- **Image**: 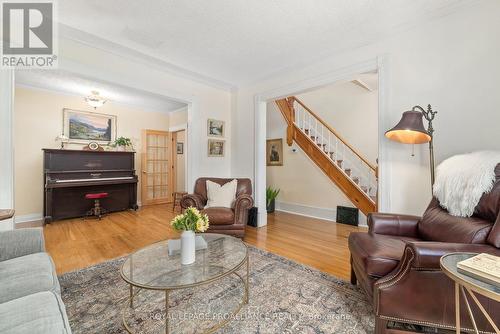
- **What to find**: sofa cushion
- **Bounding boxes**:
[419,198,492,244]
[349,232,420,278]
[0,252,60,303]
[473,163,500,222]
[202,207,234,225]
[0,291,71,334]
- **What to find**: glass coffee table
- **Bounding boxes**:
[120,233,249,334]
[440,253,500,334]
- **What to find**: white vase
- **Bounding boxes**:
[181,230,196,265]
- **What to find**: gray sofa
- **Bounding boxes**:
[0,228,72,334]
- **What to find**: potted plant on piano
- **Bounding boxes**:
[112,137,134,151]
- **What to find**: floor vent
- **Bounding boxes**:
[336,206,359,226]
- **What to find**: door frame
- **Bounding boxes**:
[141,129,175,206]
[171,129,187,194]
[253,56,392,227]
[0,70,15,231]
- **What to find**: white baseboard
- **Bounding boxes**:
[15,213,43,225]
[14,204,143,225]
[275,201,367,227]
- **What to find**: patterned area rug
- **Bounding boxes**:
[59,246,374,333]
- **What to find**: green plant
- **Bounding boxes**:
[266,186,280,207]
[112,136,133,147]
[171,207,209,232]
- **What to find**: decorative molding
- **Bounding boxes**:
[169,123,188,132]
[15,213,44,225]
[15,82,182,115]
[351,79,373,92]
[276,201,336,222]
[59,24,237,92]
[275,201,368,227]
[377,55,392,212]
[254,96,268,227]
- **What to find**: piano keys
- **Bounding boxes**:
[43,148,138,223]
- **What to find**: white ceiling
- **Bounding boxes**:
[57,0,474,87]
[15,70,187,112]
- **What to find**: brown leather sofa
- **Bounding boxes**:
[180,178,253,238]
[349,164,500,334]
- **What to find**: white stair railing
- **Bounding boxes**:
[292,97,378,203]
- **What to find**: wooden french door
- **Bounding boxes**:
[141,130,174,205]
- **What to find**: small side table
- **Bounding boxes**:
[440,252,500,334]
[172,192,187,213]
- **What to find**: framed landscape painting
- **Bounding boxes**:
[208,139,225,157]
[207,119,225,137]
[63,109,116,145]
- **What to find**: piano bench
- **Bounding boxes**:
[85,192,109,200]
[85,192,108,220]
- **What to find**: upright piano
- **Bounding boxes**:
[43,149,138,223]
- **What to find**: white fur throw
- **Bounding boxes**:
[433,151,500,217]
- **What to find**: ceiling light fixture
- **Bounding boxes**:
[85,90,107,109]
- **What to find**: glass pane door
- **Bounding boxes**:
[141,130,173,205]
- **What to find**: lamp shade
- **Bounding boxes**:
[385,111,431,144]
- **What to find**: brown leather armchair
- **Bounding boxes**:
[180,178,253,238]
[349,164,500,334]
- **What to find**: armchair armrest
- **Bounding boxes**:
[180,194,205,210]
[0,228,45,262]
[368,213,420,238]
[234,194,254,225]
[406,241,499,270]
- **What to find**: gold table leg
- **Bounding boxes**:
[245,256,249,304]
[465,287,500,334]
[130,285,134,308]
[165,290,169,334]
[461,286,479,334]
[455,282,460,334]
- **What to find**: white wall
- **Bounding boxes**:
[296,78,378,165]
[266,102,358,222]
[169,107,188,129]
[232,1,500,217]
[57,36,233,189]
[14,87,171,218]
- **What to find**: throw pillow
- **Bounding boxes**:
[205,179,238,208]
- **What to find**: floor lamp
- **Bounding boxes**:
[385,105,437,187]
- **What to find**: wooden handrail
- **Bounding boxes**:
[291,96,377,172]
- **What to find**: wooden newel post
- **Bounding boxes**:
[285,97,295,146]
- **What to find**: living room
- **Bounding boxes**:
[0,1,499,334]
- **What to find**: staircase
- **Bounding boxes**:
[275,97,377,215]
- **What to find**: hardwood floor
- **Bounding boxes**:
[42,205,366,280]
[247,211,365,279]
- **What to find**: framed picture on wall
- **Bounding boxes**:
[208,139,225,157]
[63,108,116,145]
[266,138,283,166]
[207,119,225,137]
[176,142,184,154]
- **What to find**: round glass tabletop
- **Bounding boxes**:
[121,233,248,290]
[440,252,500,301]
